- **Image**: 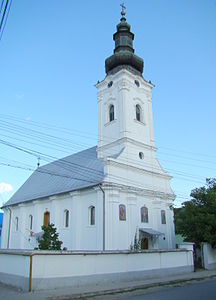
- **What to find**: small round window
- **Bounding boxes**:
[139,152,144,159]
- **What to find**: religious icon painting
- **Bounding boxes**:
[141,206,148,223]
[119,204,126,221]
[161,210,166,224]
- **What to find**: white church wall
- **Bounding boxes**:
[0,249,194,291]
[78,188,103,251]
[104,187,175,250]
[1,187,104,251]
[166,207,176,248]
[97,70,155,156]
[1,209,9,248]
[105,158,173,197]
[1,185,175,251]
[10,206,22,249]
[57,194,74,250]
[105,188,121,250]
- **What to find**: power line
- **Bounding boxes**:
[0,161,192,204]
[0,115,212,204]
[0,136,207,195]
[1,113,216,160]
[0,130,212,186]
[0,0,12,41]
[0,162,98,184]
[0,0,8,32]
[0,139,104,183]
[0,137,209,187]
[0,117,215,173]
[0,1,5,15]
[0,125,211,188]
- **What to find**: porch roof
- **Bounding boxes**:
[139,228,164,237]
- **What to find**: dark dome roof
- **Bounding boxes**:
[105,15,144,75]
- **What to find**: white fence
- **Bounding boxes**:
[202,243,216,270]
[0,249,194,291]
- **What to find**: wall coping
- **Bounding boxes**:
[0,248,192,256]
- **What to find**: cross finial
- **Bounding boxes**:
[120,2,126,17]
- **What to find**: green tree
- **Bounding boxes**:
[38,223,63,250]
[174,178,216,248]
[130,231,141,251]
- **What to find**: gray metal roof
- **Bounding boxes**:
[3,146,104,207]
[139,228,164,236]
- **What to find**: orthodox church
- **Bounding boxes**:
[1,8,176,251]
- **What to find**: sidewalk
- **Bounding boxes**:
[1,269,216,300]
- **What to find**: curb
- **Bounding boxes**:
[54,273,216,300]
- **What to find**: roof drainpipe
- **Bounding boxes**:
[29,254,33,292]
[99,185,105,251]
[7,207,12,249]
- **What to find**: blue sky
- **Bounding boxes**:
[0,0,216,211]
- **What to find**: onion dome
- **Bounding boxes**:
[105,5,144,75]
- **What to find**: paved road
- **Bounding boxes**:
[1,277,216,300]
[89,278,216,300]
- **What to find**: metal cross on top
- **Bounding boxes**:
[120,2,126,16]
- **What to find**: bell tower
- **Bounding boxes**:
[96,7,155,161]
[96,6,175,251]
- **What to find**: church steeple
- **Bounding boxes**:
[97,4,154,160]
[105,4,144,75]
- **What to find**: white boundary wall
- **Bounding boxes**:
[178,243,194,252]
[0,249,194,291]
[202,243,216,270]
[0,250,31,291]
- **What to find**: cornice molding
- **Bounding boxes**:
[102,181,175,201]
[97,137,157,152]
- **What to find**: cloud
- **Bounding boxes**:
[15,93,24,99]
[0,182,13,194]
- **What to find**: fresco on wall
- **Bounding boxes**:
[161,210,166,224]
[119,204,126,221]
[141,206,148,223]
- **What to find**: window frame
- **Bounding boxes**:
[15,217,19,231]
[43,211,50,227]
[89,206,95,226]
[64,209,69,228]
[136,104,142,122]
[29,214,33,230]
[109,104,115,122]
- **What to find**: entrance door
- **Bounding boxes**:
[141,237,148,250]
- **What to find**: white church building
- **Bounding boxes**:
[1,9,176,251]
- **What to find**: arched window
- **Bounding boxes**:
[43,211,50,227]
[15,217,19,231]
[64,209,69,228]
[29,215,33,230]
[89,206,95,225]
[136,104,141,122]
[109,104,114,122]
[119,204,126,221]
[161,210,166,224]
[141,206,148,223]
